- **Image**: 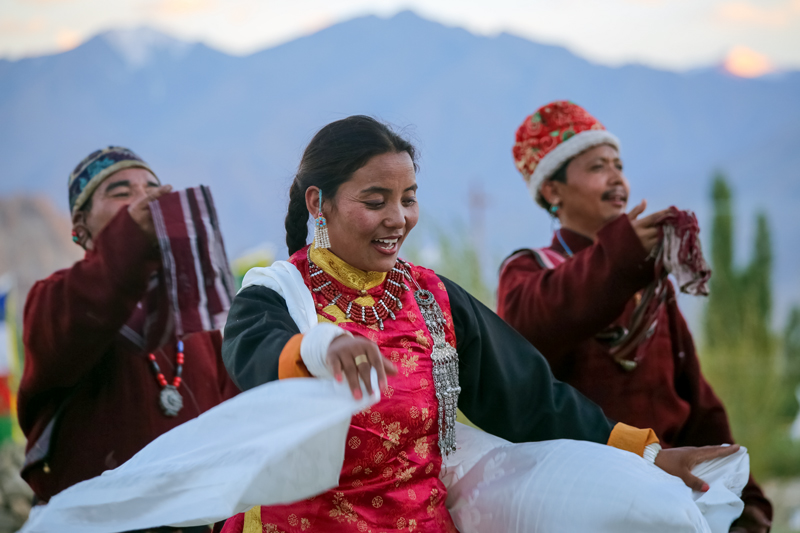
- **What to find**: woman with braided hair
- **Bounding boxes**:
[220,115,740,533]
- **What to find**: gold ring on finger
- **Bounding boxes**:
[354,354,369,366]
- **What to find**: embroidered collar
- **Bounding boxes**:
[309,243,387,292]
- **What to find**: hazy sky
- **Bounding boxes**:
[1,0,799,74]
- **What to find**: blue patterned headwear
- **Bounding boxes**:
[68,146,158,215]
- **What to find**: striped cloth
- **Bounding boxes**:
[150,186,235,338]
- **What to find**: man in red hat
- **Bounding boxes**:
[497,101,771,533]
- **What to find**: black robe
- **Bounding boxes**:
[222,275,616,445]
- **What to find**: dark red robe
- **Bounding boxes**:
[18,208,238,502]
[497,214,771,522]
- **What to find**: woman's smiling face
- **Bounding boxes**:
[308,151,419,272]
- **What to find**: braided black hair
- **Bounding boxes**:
[285,116,418,255]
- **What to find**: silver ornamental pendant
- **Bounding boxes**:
[159,385,183,417]
[414,289,461,457]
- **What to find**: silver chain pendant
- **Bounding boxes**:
[159,385,184,417]
[414,288,461,457]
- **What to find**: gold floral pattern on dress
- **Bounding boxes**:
[428,488,441,517]
[409,518,418,532]
[300,518,310,531]
[287,515,298,526]
[382,385,394,399]
[372,496,383,508]
[374,450,385,464]
[364,467,372,475]
[357,520,368,532]
[370,411,382,424]
[408,488,417,500]
[414,437,430,459]
[397,517,407,529]
[414,330,430,349]
[263,524,286,533]
[421,407,430,420]
[400,337,411,350]
[409,406,419,419]
[438,281,446,290]
[394,466,417,486]
[352,480,363,488]
[380,421,409,450]
[424,419,433,431]
[439,311,453,333]
[400,352,419,377]
[425,462,434,474]
[382,466,393,479]
[329,492,358,523]
[348,436,361,449]
[352,465,362,475]
[420,378,429,389]
[407,311,417,323]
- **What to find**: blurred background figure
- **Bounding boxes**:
[16,147,237,533]
[497,101,770,532]
[0,1,798,531]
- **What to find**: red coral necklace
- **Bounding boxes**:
[307,250,410,330]
[147,339,185,417]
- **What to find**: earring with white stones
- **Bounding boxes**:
[314,188,331,249]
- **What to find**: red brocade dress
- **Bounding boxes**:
[224,246,458,532]
[221,244,656,533]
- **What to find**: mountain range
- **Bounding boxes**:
[1,11,798,323]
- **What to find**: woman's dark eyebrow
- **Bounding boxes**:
[359,186,392,195]
[359,184,418,195]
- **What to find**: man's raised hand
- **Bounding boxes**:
[129,185,173,239]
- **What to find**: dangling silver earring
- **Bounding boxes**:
[314,189,331,249]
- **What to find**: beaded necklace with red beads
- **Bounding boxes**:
[146,339,185,417]
[307,249,410,331]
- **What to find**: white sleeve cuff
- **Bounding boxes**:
[300,323,352,379]
[643,443,662,464]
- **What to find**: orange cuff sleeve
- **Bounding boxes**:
[277,334,312,379]
[607,422,660,456]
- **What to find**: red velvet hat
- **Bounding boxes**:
[512,101,620,204]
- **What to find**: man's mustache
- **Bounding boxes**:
[601,189,628,201]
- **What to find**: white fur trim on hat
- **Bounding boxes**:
[528,130,620,201]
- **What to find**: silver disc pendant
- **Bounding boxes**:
[159,385,183,417]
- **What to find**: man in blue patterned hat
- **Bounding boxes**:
[18,147,237,531]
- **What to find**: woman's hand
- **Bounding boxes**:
[654,444,741,491]
[627,199,669,254]
[327,335,398,400]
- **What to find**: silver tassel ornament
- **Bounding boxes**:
[413,287,461,457]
